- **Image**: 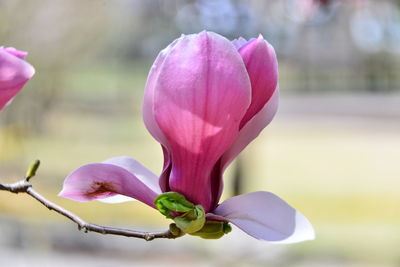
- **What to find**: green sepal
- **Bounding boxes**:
[189,221,232,239]
[174,205,205,234]
[154,192,195,218]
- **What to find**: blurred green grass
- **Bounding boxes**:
[0,64,399,264]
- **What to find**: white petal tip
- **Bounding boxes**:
[98,194,137,204]
[272,211,315,244]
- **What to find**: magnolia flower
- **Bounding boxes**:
[59,32,314,242]
[0,47,35,110]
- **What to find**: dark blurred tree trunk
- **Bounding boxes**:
[232,157,243,196]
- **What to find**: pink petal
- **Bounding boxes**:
[0,48,35,110]
[142,39,182,193]
[221,88,279,169]
[4,47,28,59]
[209,89,279,207]
[58,157,160,208]
[213,191,315,243]
[97,156,162,204]
[142,37,182,147]
[102,156,161,194]
[208,36,279,205]
[152,32,251,212]
[238,35,278,128]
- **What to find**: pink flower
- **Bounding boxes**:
[0,47,35,110]
[59,32,314,242]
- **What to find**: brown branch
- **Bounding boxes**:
[0,161,181,241]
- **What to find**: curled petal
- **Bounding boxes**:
[152,31,251,211]
[0,48,35,110]
[237,35,278,128]
[213,191,315,243]
[4,47,28,59]
[59,157,160,208]
[98,156,162,203]
[210,89,279,207]
[221,88,279,169]
[158,145,172,192]
[209,36,279,205]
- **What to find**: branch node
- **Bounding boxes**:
[8,181,32,193]
[78,225,88,233]
[144,234,155,241]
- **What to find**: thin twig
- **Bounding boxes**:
[0,161,180,241]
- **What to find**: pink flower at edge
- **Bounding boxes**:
[0,47,35,110]
[59,31,314,243]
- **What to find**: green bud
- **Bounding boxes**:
[190,221,232,239]
[154,192,195,218]
[25,160,40,180]
[191,231,225,239]
[174,205,205,234]
[154,192,212,235]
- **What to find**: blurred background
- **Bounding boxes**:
[1,0,400,266]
